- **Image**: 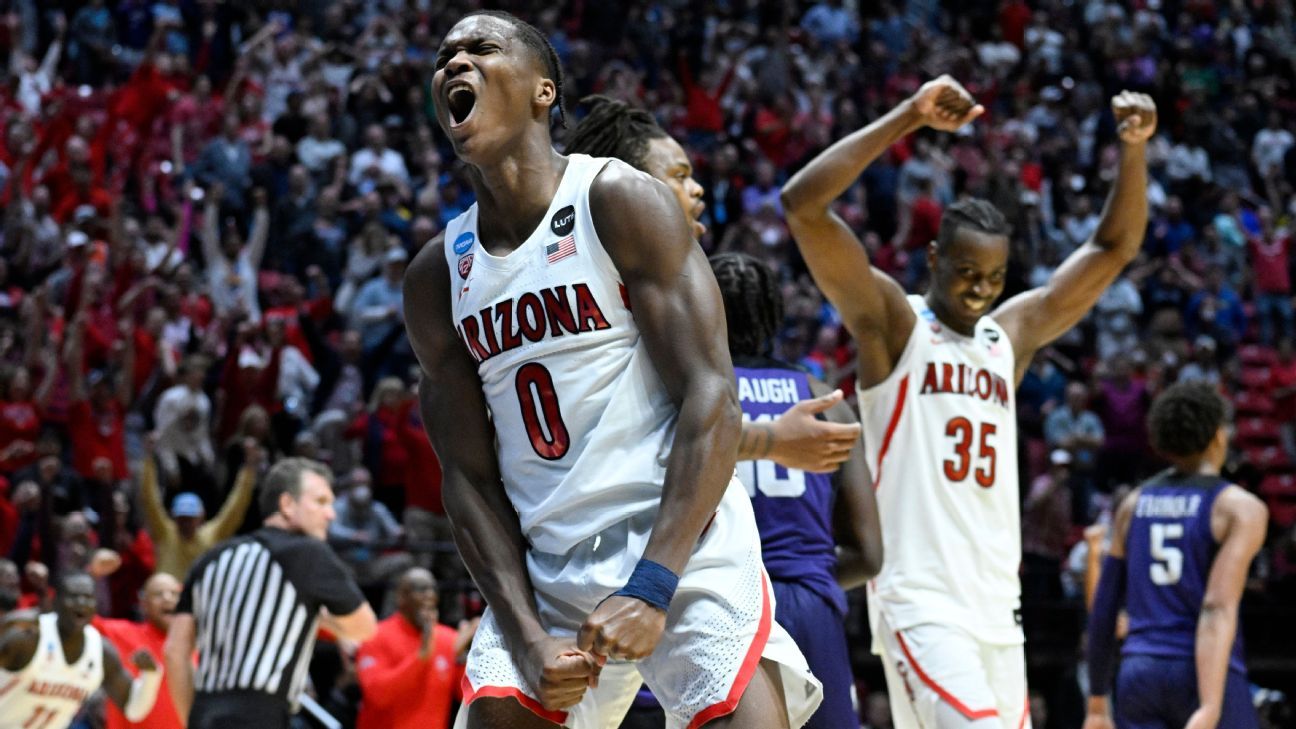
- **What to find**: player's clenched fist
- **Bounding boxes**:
[1112,90,1157,145]
[909,74,984,132]
[522,637,602,711]
[577,596,667,662]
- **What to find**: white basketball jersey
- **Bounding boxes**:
[859,295,1023,645]
[441,154,678,555]
[0,613,104,729]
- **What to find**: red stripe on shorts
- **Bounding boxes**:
[894,630,999,721]
[1017,687,1030,729]
[872,374,909,490]
[686,570,774,728]
[459,675,569,725]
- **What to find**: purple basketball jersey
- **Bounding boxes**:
[1123,472,1246,674]
[735,361,846,616]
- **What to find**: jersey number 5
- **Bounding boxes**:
[943,417,996,488]
[1149,523,1184,585]
[516,363,570,460]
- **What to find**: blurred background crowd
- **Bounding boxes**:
[0,0,1293,727]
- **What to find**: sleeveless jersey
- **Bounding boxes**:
[734,357,845,616]
[1123,472,1246,673]
[441,154,678,555]
[0,613,105,729]
[859,295,1022,645]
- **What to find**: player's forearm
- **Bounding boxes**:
[736,421,774,461]
[1194,601,1237,714]
[442,472,548,648]
[642,376,741,574]
[782,99,923,216]
[1090,142,1148,260]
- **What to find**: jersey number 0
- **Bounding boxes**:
[516,363,570,460]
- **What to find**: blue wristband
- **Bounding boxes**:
[612,559,680,612]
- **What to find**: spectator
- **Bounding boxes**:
[1093,356,1152,489]
[1177,336,1222,387]
[349,247,409,374]
[1272,338,1296,465]
[152,355,215,489]
[92,573,185,729]
[1248,207,1293,345]
[1022,449,1074,600]
[327,467,410,608]
[200,186,269,321]
[192,115,253,214]
[348,124,409,189]
[354,568,475,729]
[1185,268,1247,353]
[1045,382,1105,477]
[1093,275,1143,360]
[138,437,261,579]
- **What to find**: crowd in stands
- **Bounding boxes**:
[0,0,1293,727]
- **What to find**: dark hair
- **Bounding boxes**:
[1147,382,1227,458]
[563,95,669,169]
[936,198,1009,252]
[57,571,93,594]
[709,253,783,357]
[259,457,333,517]
[465,10,567,127]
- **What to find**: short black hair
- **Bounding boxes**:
[1147,382,1227,458]
[259,457,333,517]
[709,253,783,358]
[464,10,567,127]
[936,198,1009,252]
[564,95,669,169]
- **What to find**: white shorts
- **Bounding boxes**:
[457,480,822,728]
[873,609,1030,729]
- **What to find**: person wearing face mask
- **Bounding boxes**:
[355,567,477,729]
[163,457,375,729]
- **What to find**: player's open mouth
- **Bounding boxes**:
[447,84,477,127]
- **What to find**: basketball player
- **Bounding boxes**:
[782,75,1157,728]
[0,572,162,729]
[563,94,862,475]
[406,11,820,729]
[710,251,884,729]
[1084,383,1267,729]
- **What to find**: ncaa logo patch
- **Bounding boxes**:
[458,253,474,279]
[551,205,576,236]
[453,231,475,255]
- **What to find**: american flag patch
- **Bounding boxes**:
[546,235,576,264]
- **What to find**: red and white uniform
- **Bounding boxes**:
[858,295,1030,728]
[441,155,820,728]
[0,614,105,729]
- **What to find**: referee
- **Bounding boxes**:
[163,457,377,729]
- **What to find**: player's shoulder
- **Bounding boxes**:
[588,158,676,215]
[1214,483,1268,526]
[405,235,451,297]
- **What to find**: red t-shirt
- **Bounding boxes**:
[355,616,463,729]
[68,398,128,480]
[92,616,184,729]
[0,400,42,473]
[1250,234,1292,294]
[400,409,444,514]
[1272,358,1296,421]
[905,196,943,250]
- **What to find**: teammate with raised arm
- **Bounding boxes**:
[1085,383,1267,729]
[0,572,162,729]
[782,76,1157,728]
[405,12,819,729]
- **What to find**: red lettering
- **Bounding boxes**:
[574,283,610,332]
[921,363,939,394]
[478,308,500,356]
[458,320,490,362]
[994,376,1009,408]
[940,363,954,393]
[495,299,522,352]
[542,286,578,335]
[976,370,991,401]
[517,293,546,342]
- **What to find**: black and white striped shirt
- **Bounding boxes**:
[176,527,365,709]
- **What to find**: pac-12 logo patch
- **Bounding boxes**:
[453,231,475,254]
[458,253,474,279]
[551,205,575,236]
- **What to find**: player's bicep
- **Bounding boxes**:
[402,243,499,484]
[995,242,1125,362]
[1203,490,1268,612]
[592,165,734,402]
